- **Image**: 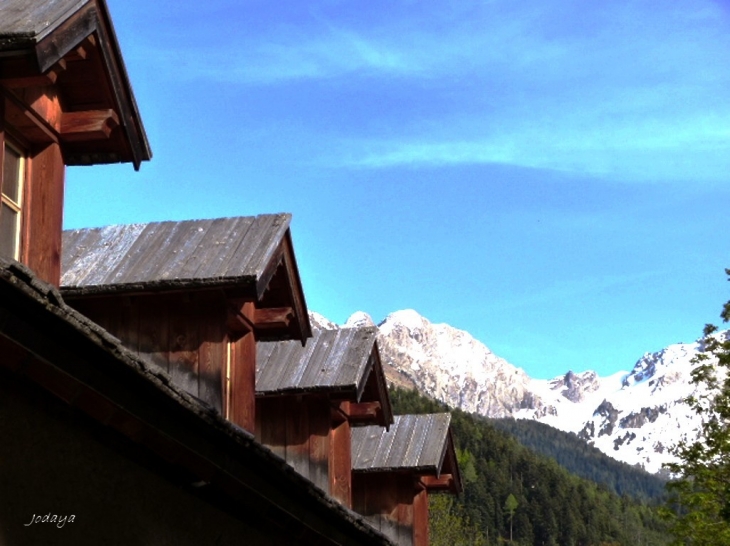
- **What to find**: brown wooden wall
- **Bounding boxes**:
[23,142,65,285]
[256,395,331,496]
[2,88,67,286]
[69,292,229,414]
[352,473,429,546]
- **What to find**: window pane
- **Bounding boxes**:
[0,202,19,259]
[3,144,21,203]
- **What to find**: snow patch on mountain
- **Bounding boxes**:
[310,309,725,474]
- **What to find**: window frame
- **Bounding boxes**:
[1,138,26,260]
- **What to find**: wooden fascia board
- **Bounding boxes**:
[255,231,312,345]
[283,230,313,343]
[369,345,394,427]
[92,0,151,169]
[442,429,463,494]
[0,264,393,546]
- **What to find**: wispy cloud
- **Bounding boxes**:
[335,111,730,182]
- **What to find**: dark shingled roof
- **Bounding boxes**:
[352,413,452,474]
[0,257,395,546]
[61,214,293,297]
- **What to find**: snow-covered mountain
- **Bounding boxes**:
[311,309,724,474]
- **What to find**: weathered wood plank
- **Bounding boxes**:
[22,142,64,285]
[309,400,330,494]
[168,297,199,398]
[285,395,310,479]
[198,296,225,413]
[136,295,170,373]
[229,331,255,432]
[413,487,429,546]
[329,418,352,507]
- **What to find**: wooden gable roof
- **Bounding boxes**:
[0,256,394,546]
[351,413,462,494]
[256,327,393,427]
[60,214,311,342]
[0,0,150,168]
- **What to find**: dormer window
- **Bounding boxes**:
[1,140,24,260]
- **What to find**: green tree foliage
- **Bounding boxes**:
[429,495,488,546]
[504,493,519,543]
[663,269,730,545]
[490,418,668,501]
[390,387,671,545]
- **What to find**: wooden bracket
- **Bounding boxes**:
[344,401,383,424]
[0,58,66,89]
[419,474,456,492]
[60,109,119,141]
[253,307,294,332]
[227,300,256,335]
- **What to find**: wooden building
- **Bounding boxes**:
[0,1,396,544]
[61,214,311,433]
[0,257,394,545]
[0,0,150,283]
[351,414,463,546]
[256,327,393,507]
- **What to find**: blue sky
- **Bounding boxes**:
[64,0,730,379]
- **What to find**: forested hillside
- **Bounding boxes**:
[389,388,670,546]
[490,418,668,502]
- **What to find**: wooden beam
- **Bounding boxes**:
[60,109,119,141]
[1,87,59,144]
[341,401,382,424]
[419,474,456,492]
[253,306,294,331]
[227,300,255,335]
[0,59,66,89]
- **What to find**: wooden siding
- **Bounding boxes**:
[1,85,66,285]
[330,412,352,507]
[23,142,65,285]
[352,473,420,546]
[69,292,228,414]
[256,395,331,494]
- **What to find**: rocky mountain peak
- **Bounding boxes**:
[310,307,725,474]
[345,311,375,328]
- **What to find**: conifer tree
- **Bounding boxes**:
[664,269,730,545]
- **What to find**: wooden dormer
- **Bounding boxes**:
[351,414,462,546]
[0,0,151,285]
[255,327,393,507]
[60,214,312,433]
